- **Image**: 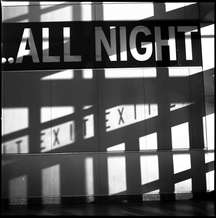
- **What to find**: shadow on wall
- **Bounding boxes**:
[1,2,215,204]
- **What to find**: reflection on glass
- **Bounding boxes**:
[85,157,94,197]
[206,171,214,192]
[175,178,192,193]
[143,189,160,201]
[173,154,191,174]
[105,67,156,78]
[42,164,60,204]
[140,155,159,185]
[205,153,214,192]
[107,156,127,195]
[107,143,125,152]
[82,69,93,79]
[202,114,215,150]
[41,69,74,80]
[9,175,27,205]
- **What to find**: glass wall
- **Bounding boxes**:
[1,1,214,204]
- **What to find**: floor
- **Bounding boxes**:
[1,199,215,216]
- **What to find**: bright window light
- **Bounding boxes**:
[40,106,74,123]
[205,153,214,164]
[205,152,214,191]
[82,69,93,79]
[102,3,154,21]
[83,114,94,139]
[173,154,191,174]
[202,114,215,150]
[175,178,192,193]
[41,70,74,80]
[140,155,159,185]
[2,108,28,136]
[171,122,190,149]
[105,68,156,78]
[165,2,196,12]
[206,171,214,192]
[107,143,125,152]
[139,132,158,150]
[170,103,192,111]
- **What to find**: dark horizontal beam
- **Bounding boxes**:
[2,72,206,107]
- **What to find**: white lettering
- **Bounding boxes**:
[42,28,60,63]
[155,26,177,61]
[177,26,198,60]
[16,28,39,63]
[95,26,117,61]
[130,26,153,61]
[63,27,82,62]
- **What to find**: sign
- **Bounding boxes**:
[2,21,202,71]
[2,114,94,153]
